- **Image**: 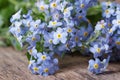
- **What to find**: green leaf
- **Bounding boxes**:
[26,52,36,61]
[87,5,102,16]
[26,52,31,61]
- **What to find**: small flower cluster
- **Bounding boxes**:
[9,0,120,76]
[88,1,120,74]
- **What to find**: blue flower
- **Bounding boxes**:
[63,6,73,18]
[22,10,33,28]
[112,15,120,28]
[44,32,54,50]
[38,23,46,34]
[59,1,68,12]
[80,25,93,41]
[75,8,87,21]
[95,20,107,31]
[48,20,62,28]
[88,58,105,74]
[10,9,22,22]
[28,51,59,76]
[90,43,109,58]
[29,20,41,32]
[28,47,38,58]
[38,58,59,76]
[74,0,96,21]
[53,27,68,44]
[51,10,62,21]
[9,21,24,47]
[108,27,117,35]
[101,1,115,10]
[64,23,76,36]
[50,0,61,11]
[36,52,51,64]
[36,1,49,13]
[115,7,120,16]
[113,37,120,49]
[75,0,90,10]
[9,21,22,37]
[28,60,35,70]
[102,8,114,18]
[70,30,82,48]
[57,42,72,52]
[23,10,32,20]
[29,62,41,74]
[26,33,40,47]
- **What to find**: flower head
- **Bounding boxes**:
[53,27,68,44]
[48,21,62,28]
[10,9,22,22]
[90,43,109,58]
[88,58,107,74]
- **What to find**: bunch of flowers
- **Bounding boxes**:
[9,0,120,76]
[88,1,120,74]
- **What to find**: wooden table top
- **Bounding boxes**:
[0,47,120,80]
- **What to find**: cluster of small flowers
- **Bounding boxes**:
[88,1,120,74]
[9,0,120,76]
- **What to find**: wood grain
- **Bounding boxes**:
[0,47,120,80]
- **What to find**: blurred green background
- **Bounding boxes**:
[0,0,35,49]
[0,0,102,49]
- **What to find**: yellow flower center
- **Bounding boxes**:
[28,61,31,64]
[101,24,105,28]
[35,24,38,28]
[52,3,57,8]
[96,48,101,53]
[80,4,85,8]
[117,20,120,24]
[52,21,57,26]
[109,29,112,33]
[65,43,69,48]
[41,55,46,60]
[17,28,20,32]
[79,16,82,19]
[81,46,85,49]
[33,67,39,72]
[107,1,111,5]
[67,28,72,33]
[57,34,62,38]
[49,39,53,44]
[40,6,45,10]
[29,49,33,54]
[84,32,88,37]
[75,37,79,42]
[116,41,120,45]
[94,64,99,69]
[64,9,68,13]
[105,9,109,14]
[32,37,36,41]
[55,14,59,18]
[108,23,111,27]
[44,68,49,73]
[27,22,30,27]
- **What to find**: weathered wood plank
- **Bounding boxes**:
[0,47,120,80]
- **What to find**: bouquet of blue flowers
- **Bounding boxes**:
[9,0,120,76]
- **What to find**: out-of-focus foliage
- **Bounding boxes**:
[87,5,102,26]
[0,0,101,50]
[0,0,36,49]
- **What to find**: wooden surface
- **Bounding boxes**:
[0,47,120,80]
